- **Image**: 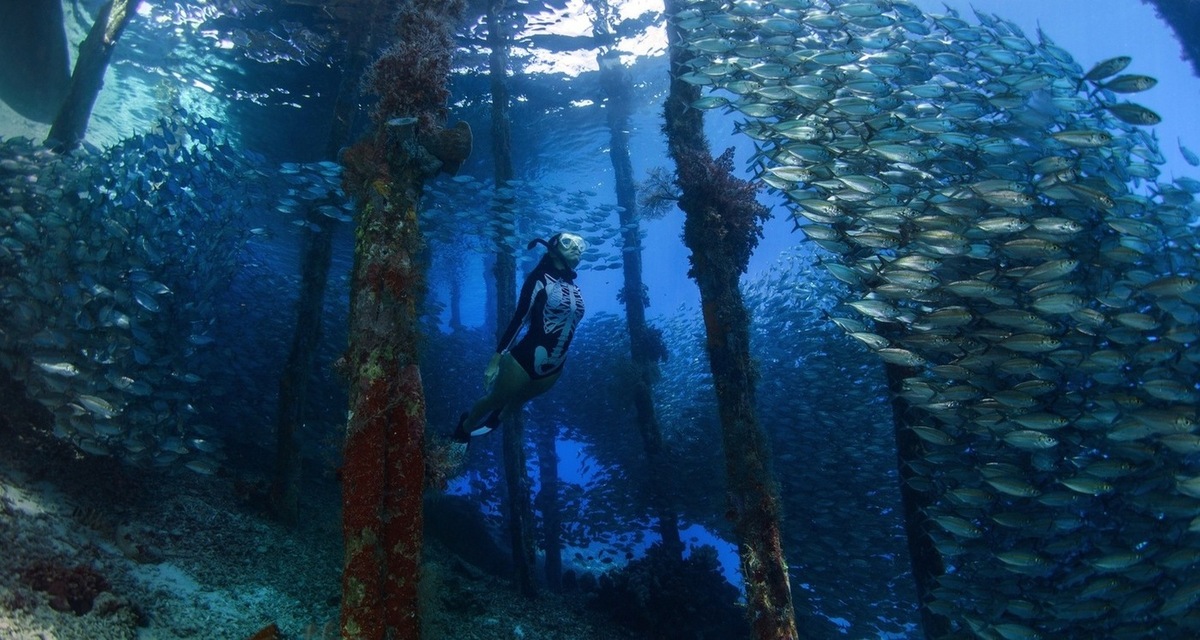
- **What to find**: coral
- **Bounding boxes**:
[423,434,460,492]
[340,137,391,203]
[616,282,650,310]
[18,559,111,615]
[247,622,282,640]
[1140,0,1200,77]
[637,166,682,220]
[591,543,747,640]
[675,147,769,278]
[342,0,472,200]
[364,0,467,135]
[634,324,669,364]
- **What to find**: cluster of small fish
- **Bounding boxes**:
[0,112,264,476]
[418,174,633,271]
[275,159,353,232]
[652,248,915,635]
[677,0,1200,637]
[741,250,918,635]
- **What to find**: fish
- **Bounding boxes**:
[1060,476,1114,496]
[1103,102,1162,126]
[1020,258,1080,284]
[0,114,260,475]
[76,394,120,419]
[1098,74,1157,93]
[1050,129,1113,147]
[932,515,983,539]
[1002,430,1058,450]
[33,357,79,377]
[1082,56,1132,83]
[1178,139,1200,167]
[681,39,1195,633]
[999,333,1062,353]
[185,458,220,475]
[1010,413,1070,431]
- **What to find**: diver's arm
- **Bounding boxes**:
[486,266,541,389]
[496,264,542,354]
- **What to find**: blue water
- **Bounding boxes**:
[3,1,1200,638]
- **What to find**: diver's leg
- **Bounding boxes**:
[519,369,561,403]
[495,369,562,423]
[457,353,531,438]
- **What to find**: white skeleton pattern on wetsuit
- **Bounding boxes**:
[498,259,585,380]
[532,273,584,376]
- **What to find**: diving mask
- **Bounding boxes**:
[553,232,586,268]
[555,233,587,255]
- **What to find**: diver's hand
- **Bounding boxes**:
[483,353,501,391]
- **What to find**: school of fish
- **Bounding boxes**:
[675,0,1200,637]
[418,172,630,273]
[0,112,331,476]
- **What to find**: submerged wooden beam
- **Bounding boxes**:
[0,0,70,123]
[1140,0,1200,78]
[338,1,468,638]
[46,0,137,150]
[271,0,387,527]
[486,0,538,599]
[884,364,951,639]
[596,44,682,556]
[663,1,798,638]
[341,173,428,640]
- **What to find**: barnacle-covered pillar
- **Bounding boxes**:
[46,0,137,150]
[338,1,468,638]
[663,1,798,638]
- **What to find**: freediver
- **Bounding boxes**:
[447,232,588,464]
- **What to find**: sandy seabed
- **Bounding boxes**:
[0,416,344,640]
[0,410,635,640]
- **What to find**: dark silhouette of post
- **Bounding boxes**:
[487,0,539,599]
[536,426,562,590]
[47,0,137,150]
[593,25,682,554]
[0,0,71,123]
[883,364,951,639]
[271,0,384,526]
[1140,0,1200,77]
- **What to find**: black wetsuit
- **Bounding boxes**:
[498,258,585,379]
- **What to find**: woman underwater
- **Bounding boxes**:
[448,232,587,462]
